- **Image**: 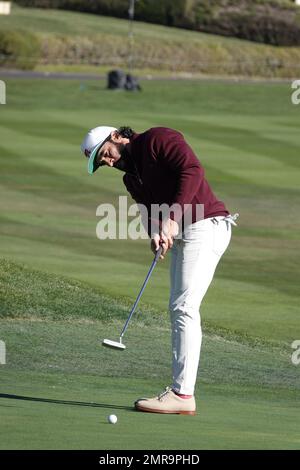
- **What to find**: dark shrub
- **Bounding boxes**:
[0,30,41,70]
[14,0,300,46]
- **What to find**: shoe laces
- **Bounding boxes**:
[158,386,172,401]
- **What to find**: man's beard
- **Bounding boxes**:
[113,145,135,173]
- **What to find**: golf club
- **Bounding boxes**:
[102,246,163,351]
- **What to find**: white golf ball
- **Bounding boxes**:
[108,414,117,424]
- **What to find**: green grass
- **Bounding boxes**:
[0,265,297,390]
[0,261,299,449]
[1,5,300,77]
[0,77,300,449]
[0,78,299,342]
[1,372,299,450]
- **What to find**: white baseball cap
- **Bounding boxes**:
[81,126,117,175]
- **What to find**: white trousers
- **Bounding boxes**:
[169,215,232,395]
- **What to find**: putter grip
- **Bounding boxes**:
[155,245,163,261]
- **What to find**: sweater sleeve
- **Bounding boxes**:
[152,129,204,222]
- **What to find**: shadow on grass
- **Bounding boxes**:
[0,393,134,411]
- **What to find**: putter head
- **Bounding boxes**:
[102,338,126,351]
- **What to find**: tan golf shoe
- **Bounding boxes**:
[134,386,196,415]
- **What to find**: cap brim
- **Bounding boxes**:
[88,142,103,175]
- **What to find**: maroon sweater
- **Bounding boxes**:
[123,127,229,228]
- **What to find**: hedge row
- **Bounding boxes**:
[14,0,300,46]
[1,28,300,78]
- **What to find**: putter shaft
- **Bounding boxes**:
[120,246,162,340]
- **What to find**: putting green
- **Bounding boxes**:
[1,263,299,449]
[1,371,299,450]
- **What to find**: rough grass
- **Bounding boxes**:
[0,258,163,326]
[0,258,130,322]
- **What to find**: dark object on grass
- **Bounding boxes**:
[125,73,141,91]
[107,69,126,90]
[107,69,141,92]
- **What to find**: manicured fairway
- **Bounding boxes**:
[0,78,299,341]
[0,77,300,449]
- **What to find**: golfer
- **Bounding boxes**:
[81,126,238,415]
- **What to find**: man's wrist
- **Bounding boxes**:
[150,231,160,240]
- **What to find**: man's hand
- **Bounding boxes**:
[151,233,167,259]
[161,218,179,249]
[151,219,179,260]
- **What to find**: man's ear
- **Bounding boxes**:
[111,130,121,142]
